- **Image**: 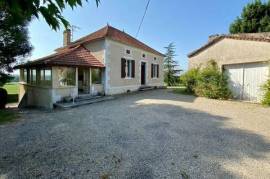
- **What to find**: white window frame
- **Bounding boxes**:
[152,63,159,79]
[125,58,135,79]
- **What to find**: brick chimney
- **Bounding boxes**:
[63,29,71,46]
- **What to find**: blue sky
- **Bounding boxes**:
[28,0,255,71]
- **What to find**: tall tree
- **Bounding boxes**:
[230,0,270,34]
[0,10,32,86]
[164,43,180,86]
[0,0,100,86]
[0,0,100,30]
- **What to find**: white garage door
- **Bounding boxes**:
[224,62,269,102]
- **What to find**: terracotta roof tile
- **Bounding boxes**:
[56,25,165,57]
[17,46,105,68]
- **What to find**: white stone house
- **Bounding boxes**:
[16,25,165,108]
[188,33,270,102]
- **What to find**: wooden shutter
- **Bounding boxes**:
[157,64,159,78]
[151,64,153,78]
[121,58,126,78]
[131,60,135,78]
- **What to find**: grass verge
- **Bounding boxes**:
[0,110,18,125]
[3,82,19,94]
[168,86,193,95]
[2,82,19,103]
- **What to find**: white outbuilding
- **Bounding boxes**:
[188,33,270,102]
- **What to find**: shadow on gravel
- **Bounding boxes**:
[119,89,197,103]
[131,97,270,178]
[0,90,269,178]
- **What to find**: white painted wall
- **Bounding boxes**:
[104,38,164,95]
[189,38,270,69]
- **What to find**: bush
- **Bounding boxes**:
[180,68,199,93]
[164,73,180,86]
[194,61,231,99]
[0,88,8,109]
[262,79,270,106]
[180,60,232,99]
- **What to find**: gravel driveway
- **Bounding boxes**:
[0,89,270,179]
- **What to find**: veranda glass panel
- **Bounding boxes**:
[31,69,36,84]
[92,68,102,84]
[23,69,27,82]
[40,69,52,86]
[58,67,76,86]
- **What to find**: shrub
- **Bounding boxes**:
[180,68,199,93]
[180,60,232,99]
[194,61,231,99]
[262,79,270,106]
[0,88,8,109]
[164,73,180,86]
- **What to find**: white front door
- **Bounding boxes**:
[224,62,269,102]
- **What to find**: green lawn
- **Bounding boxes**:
[0,110,18,124]
[168,86,193,95]
[3,82,19,94]
[2,82,19,103]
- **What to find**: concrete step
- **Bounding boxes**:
[54,96,114,109]
[75,95,102,102]
[138,86,155,91]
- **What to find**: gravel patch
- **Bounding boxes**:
[0,89,270,178]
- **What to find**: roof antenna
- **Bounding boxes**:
[71,25,80,41]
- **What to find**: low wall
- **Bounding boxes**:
[105,82,164,95]
[106,85,139,95]
[52,87,77,103]
[19,83,53,108]
[91,84,104,95]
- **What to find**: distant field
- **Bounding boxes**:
[3,82,19,94]
[2,82,19,103]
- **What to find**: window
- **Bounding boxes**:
[126,49,131,55]
[142,53,146,58]
[58,67,76,86]
[30,69,36,84]
[151,64,159,78]
[92,68,102,84]
[40,69,52,86]
[121,58,135,78]
[127,60,132,78]
[154,57,157,60]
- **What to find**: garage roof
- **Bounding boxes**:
[188,33,270,58]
